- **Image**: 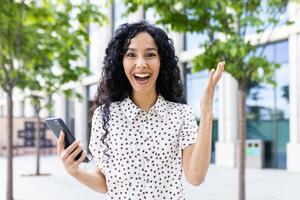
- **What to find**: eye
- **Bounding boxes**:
[146,53,156,58]
[125,52,136,57]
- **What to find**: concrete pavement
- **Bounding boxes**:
[1,155,300,200]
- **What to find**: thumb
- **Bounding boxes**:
[57,131,65,153]
[209,68,215,81]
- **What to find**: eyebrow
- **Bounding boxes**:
[127,48,158,52]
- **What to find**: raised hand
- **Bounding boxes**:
[201,61,225,112]
[206,61,225,90]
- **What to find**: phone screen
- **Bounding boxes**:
[45,117,89,162]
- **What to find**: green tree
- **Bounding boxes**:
[0,1,106,199]
[123,0,292,200]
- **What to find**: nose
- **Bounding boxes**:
[136,56,146,69]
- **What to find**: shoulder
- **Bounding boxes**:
[166,100,193,114]
[93,102,122,115]
[109,101,122,114]
[92,106,102,118]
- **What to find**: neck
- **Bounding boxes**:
[131,90,158,113]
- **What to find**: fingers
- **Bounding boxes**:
[209,61,225,85]
[57,131,65,154]
[74,150,87,165]
[209,68,215,81]
[60,140,80,162]
[218,61,225,68]
[66,144,84,163]
[216,61,225,75]
[215,61,225,80]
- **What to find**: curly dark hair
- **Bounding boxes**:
[89,20,186,160]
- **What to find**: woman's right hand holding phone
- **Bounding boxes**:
[57,131,87,176]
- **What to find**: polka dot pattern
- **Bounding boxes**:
[89,95,198,199]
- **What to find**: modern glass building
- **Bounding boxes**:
[1,1,300,171]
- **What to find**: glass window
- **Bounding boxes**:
[113,0,128,31]
[261,43,275,61]
[248,40,289,120]
[275,40,289,64]
[245,2,287,35]
[184,32,207,50]
[275,63,289,119]
[246,39,289,168]
[88,23,102,75]
[87,1,107,75]
[66,97,75,134]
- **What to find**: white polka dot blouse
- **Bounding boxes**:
[89,95,198,200]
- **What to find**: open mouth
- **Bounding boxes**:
[133,73,151,84]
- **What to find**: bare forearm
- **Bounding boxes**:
[70,169,108,193]
[189,110,213,182]
[189,86,214,178]
[186,61,224,185]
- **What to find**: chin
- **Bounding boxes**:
[132,86,154,95]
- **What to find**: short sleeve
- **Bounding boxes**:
[179,105,198,150]
[89,106,106,172]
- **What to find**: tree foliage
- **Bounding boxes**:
[124,0,290,89]
[0,0,107,99]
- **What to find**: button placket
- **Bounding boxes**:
[140,111,149,185]
[140,111,153,191]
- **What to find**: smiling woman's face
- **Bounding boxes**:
[122,32,160,96]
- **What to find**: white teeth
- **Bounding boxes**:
[134,73,150,78]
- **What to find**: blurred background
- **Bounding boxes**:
[1,0,300,200]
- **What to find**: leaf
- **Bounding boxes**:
[123,0,287,90]
[0,0,106,112]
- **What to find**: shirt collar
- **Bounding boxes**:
[121,94,167,121]
[152,95,167,120]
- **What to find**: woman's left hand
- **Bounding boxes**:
[201,61,225,112]
[206,61,225,91]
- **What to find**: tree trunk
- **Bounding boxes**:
[6,89,14,200]
[35,113,41,175]
[238,86,246,200]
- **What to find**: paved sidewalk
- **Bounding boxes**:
[1,155,300,200]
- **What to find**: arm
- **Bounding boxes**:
[183,61,225,186]
[71,168,108,193]
[57,131,108,193]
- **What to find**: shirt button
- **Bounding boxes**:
[145,157,150,162]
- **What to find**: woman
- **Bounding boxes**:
[57,21,224,199]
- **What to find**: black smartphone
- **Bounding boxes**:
[45,117,89,162]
